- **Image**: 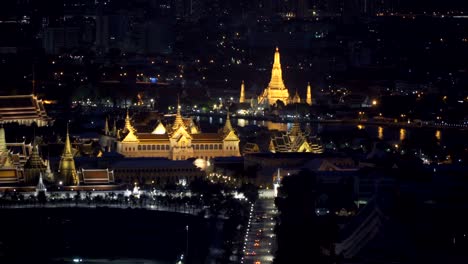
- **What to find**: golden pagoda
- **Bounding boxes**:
[258,47,292,106]
[306,82,312,105]
[123,109,136,134]
[58,127,79,185]
[239,80,246,103]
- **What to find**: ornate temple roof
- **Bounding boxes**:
[0,94,52,126]
[172,103,186,131]
[151,121,167,135]
[24,143,46,169]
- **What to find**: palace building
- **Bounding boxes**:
[116,106,241,160]
[0,94,52,127]
[249,47,313,106]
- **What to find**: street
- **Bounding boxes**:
[242,198,277,264]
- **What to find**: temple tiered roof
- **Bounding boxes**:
[0,94,52,126]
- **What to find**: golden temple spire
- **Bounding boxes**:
[223,111,234,135]
[59,126,79,185]
[306,82,312,105]
[124,109,136,133]
[239,80,245,103]
[258,47,290,106]
[172,97,186,131]
[268,47,286,90]
[63,125,73,156]
[274,46,280,65]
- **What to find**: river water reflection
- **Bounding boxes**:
[195,116,467,154]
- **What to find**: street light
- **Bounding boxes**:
[186,225,189,262]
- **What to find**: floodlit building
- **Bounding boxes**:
[251,47,313,107]
[116,105,240,160]
[258,47,292,106]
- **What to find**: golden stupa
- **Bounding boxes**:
[258,47,291,106]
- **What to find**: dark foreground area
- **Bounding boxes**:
[0,207,211,263]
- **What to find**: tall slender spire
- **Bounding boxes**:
[59,126,78,185]
[306,82,312,105]
[124,109,136,133]
[36,173,47,193]
[239,80,245,103]
[223,111,234,135]
[64,125,72,156]
[269,47,285,88]
[274,46,280,65]
[104,116,109,135]
[172,97,185,131]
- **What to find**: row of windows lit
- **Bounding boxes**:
[124,144,237,151]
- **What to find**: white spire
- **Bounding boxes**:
[36,173,47,193]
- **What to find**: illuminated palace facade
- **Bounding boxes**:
[116,107,241,160]
[256,47,312,106]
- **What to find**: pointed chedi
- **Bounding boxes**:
[306,82,312,106]
[258,47,291,106]
[172,99,186,132]
[222,111,234,136]
[36,172,47,193]
[58,126,79,185]
[124,109,136,134]
[239,80,245,103]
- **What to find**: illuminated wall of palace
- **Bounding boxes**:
[116,108,240,160]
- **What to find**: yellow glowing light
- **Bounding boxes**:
[357,124,365,130]
[400,128,406,141]
[378,126,384,140]
[372,100,378,106]
[435,130,441,141]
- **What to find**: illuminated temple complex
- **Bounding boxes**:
[256,47,313,106]
[116,106,241,160]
